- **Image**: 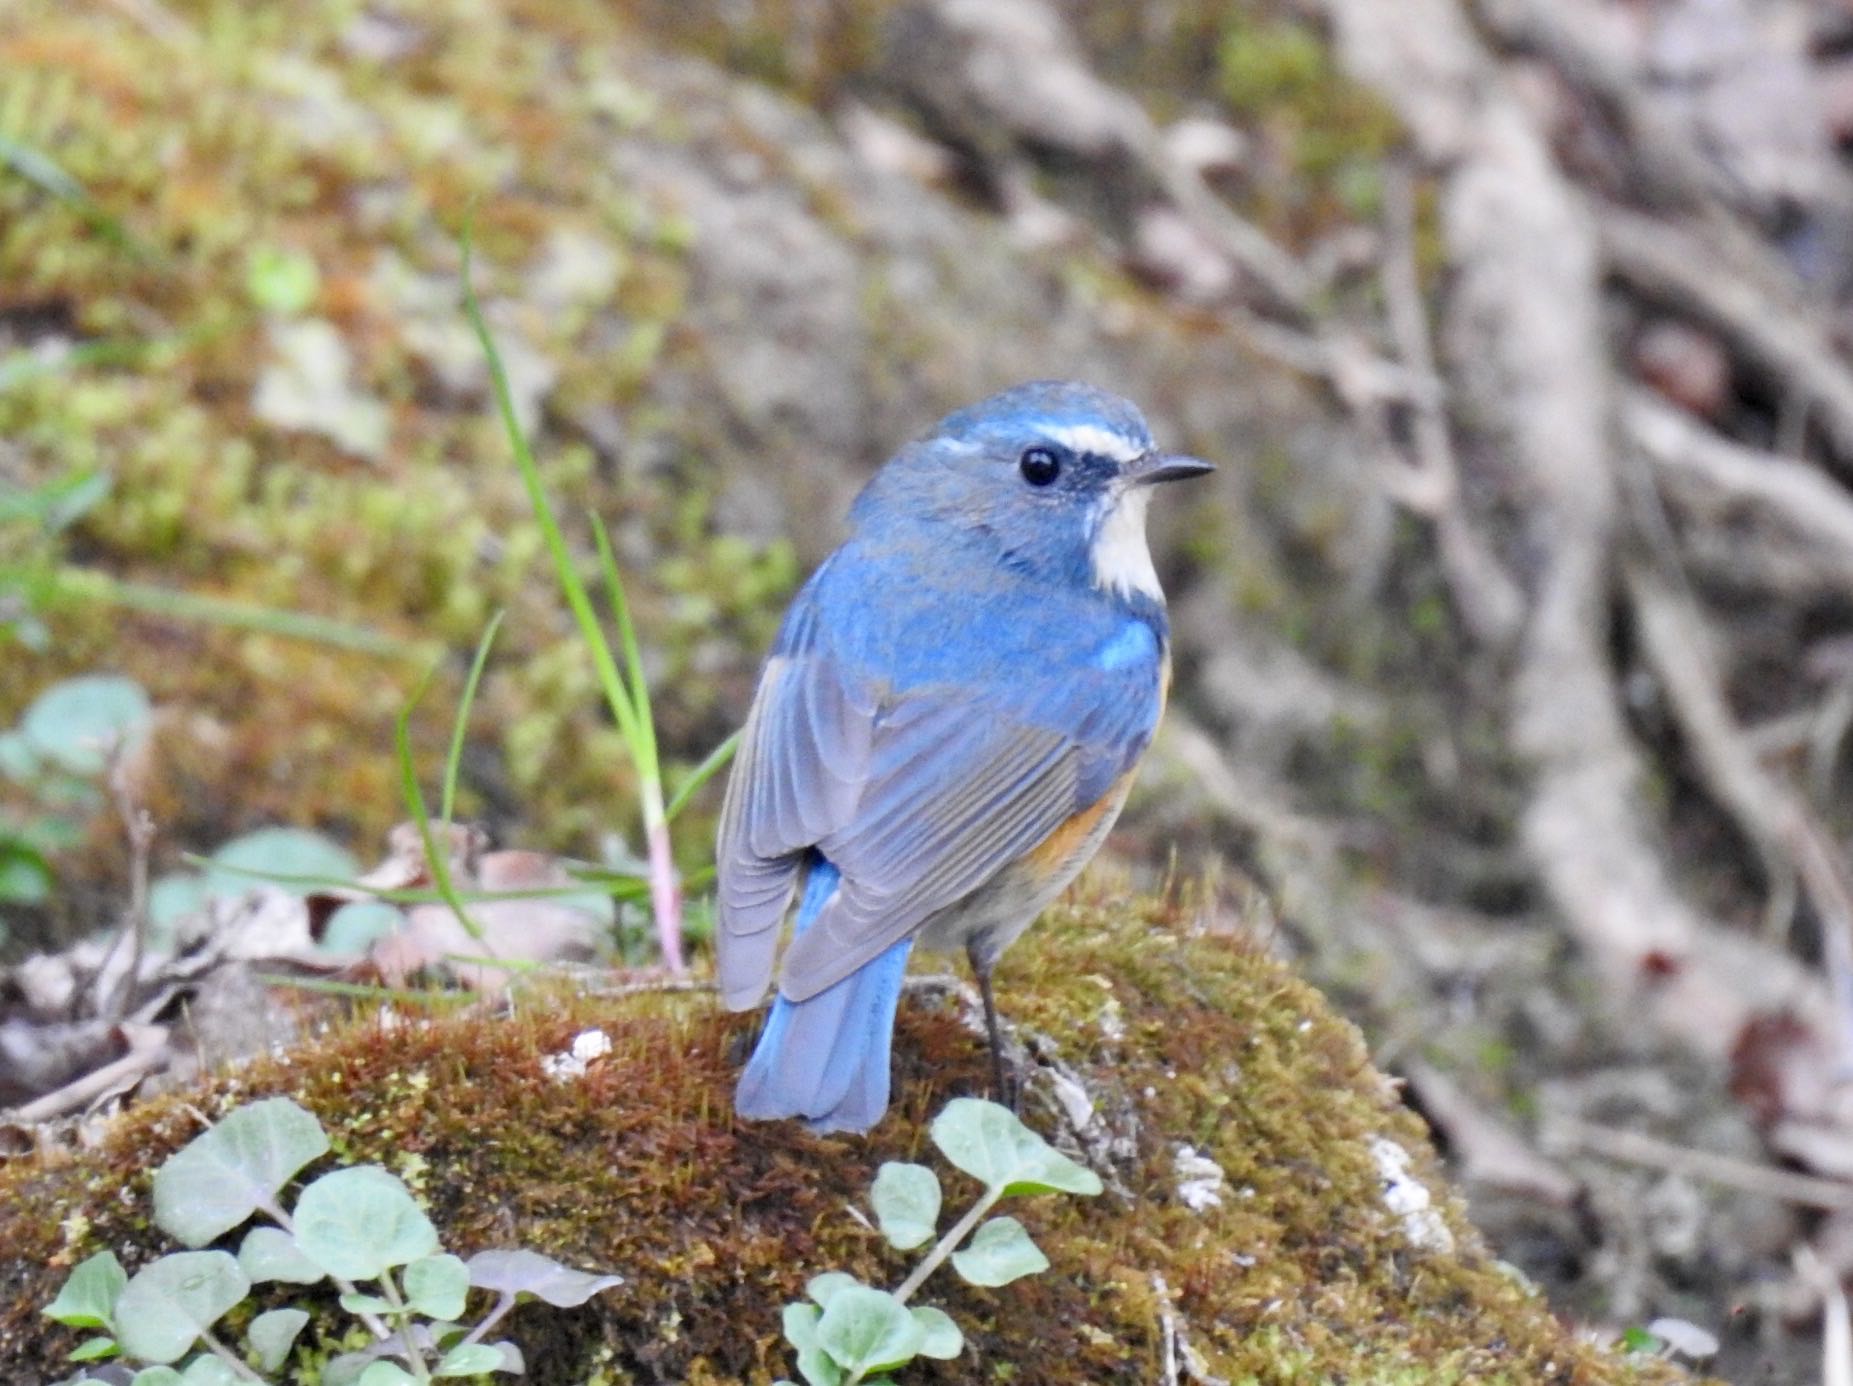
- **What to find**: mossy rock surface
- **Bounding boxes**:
[0,890,1696,1384]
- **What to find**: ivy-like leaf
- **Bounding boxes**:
[20,676,151,776]
[248,1308,310,1372]
[949,1216,1049,1287]
[153,1098,330,1247]
[929,1098,1103,1197]
[404,1254,469,1320]
[813,1285,923,1377]
[780,1302,842,1386]
[465,1248,622,1306]
[44,1250,127,1330]
[338,1292,394,1315]
[113,1252,248,1365]
[179,1358,239,1385]
[294,1167,437,1280]
[910,1306,963,1360]
[68,1335,118,1362]
[129,1368,184,1386]
[804,1272,859,1309]
[356,1363,419,1386]
[237,1227,325,1286]
[869,1163,940,1251]
[434,1343,507,1377]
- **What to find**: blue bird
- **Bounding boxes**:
[715,380,1212,1133]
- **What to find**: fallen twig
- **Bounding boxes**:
[1552,1116,1853,1212]
[8,1022,169,1124]
[1600,206,1853,463]
[1376,162,1523,645]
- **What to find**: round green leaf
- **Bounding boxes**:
[19,676,151,776]
[294,1167,437,1280]
[434,1342,505,1377]
[319,900,403,955]
[131,1369,184,1386]
[248,1307,310,1372]
[147,874,211,948]
[320,1350,378,1386]
[909,1305,963,1360]
[44,1249,126,1330]
[465,1248,622,1306]
[804,1272,859,1309]
[180,1358,239,1385]
[113,1252,248,1365]
[869,1162,940,1251]
[338,1291,394,1315]
[207,828,358,898]
[403,1254,469,1320]
[813,1285,923,1376]
[0,839,52,904]
[68,1335,118,1361]
[237,1226,325,1285]
[950,1216,1049,1288]
[357,1364,419,1386]
[247,246,321,316]
[780,1302,841,1386]
[154,1097,330,1247]
[929,1098,1103,1196]
[0,730,38,781]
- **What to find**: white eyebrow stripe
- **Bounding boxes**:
[1041,422,1145,462]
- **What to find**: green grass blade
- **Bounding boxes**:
[442,610,504,825]
[0,133,156,260]
[590,514,657,784]
[665,730,740,822]
[181,855,640,905]
[251,973,475,1007]
[396,659,485,943]
[458,227,642,748]
[40,567,429,659]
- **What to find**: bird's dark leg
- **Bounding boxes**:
[966,938,1013,1110]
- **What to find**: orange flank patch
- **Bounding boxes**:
[1025,767,1138,877]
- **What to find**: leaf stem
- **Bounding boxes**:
[459,1291,517,1347]
[256,1198,392,1343]
[197,1324,268,1382]
[377,1268,431,1382]
[892,1187,1002,1306]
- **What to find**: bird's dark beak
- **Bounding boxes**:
[1127,451,1215,486]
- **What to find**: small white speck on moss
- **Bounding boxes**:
[1174,1145,1226,1212]
[541,1028,613,1081]
[1369,1136,1454,1252]
[1046,1069,1096,1129]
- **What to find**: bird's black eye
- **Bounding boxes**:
[1019,446,1061,486]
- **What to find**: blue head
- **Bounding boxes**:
[850,381,1213,606]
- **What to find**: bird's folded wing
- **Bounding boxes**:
[715,653,877,1008]
[717,630,1156,1008]
[784,698,1081,1000]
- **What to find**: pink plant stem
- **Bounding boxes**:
[646,817,684,973]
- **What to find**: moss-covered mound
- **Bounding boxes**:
[0,890,1693,1384]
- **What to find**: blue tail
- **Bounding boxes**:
[736,859,913,1134]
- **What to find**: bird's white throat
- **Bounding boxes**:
[1091,486,1162,601]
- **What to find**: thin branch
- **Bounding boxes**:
[1600,207,1853,464]
[1552,1116,1853,1211]
[1377,162,1523,644]
[891,1187,1000,1305]
[105,759,155,1023]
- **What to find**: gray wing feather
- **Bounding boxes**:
[780,709,1081,1001]
[718,654,1099,1009]
[715,656,875,1009]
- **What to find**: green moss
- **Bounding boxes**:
[0,0,795,916]
[0,890,1702,1384]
